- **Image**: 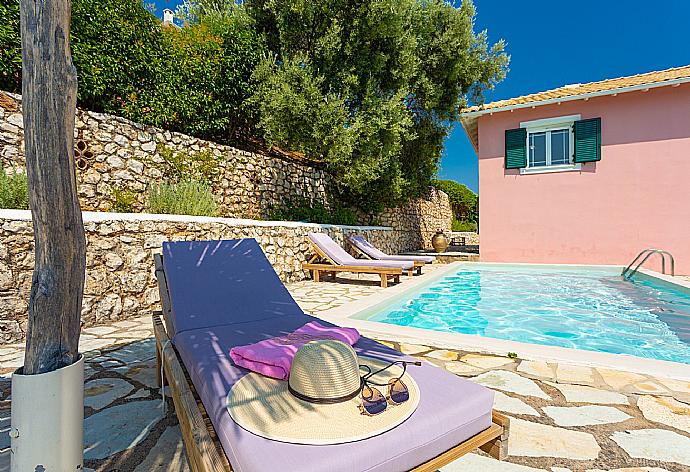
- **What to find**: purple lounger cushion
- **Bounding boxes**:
[308,233,414,270]
[162,239,304,337]
[175,321,493,472]
[162,239,494,472]
[350,235,435,264]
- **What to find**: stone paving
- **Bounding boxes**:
[287,264,445,313]
[0,270,688,471]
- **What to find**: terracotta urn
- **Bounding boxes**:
[431,229,449,253]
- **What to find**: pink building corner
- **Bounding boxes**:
[460,66,690,275]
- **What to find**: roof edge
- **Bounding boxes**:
[460,117,479,154]
[461,76,690,118]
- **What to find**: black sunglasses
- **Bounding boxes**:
[359,360,421,416]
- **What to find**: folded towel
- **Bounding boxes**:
[229,321,360,380]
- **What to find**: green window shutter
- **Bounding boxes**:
[505,128,527,169]
[574,117,601,163]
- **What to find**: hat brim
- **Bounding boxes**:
[226,356,420,445]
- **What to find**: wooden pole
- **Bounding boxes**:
[20,0,85,375]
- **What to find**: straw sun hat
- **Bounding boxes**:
[226,339,420,445]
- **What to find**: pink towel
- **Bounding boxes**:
[229,321,360,380]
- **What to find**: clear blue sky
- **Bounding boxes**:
[438,0,690,193]
[152,0,690,193]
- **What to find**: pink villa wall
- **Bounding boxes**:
[477,83,690,275]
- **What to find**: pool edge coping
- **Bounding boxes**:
[317,262,690,381]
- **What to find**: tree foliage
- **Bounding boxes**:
[70,0,165,116]
[0,0,509,213]
[432,178,478,224]
[141,15,265,141]
[244,0,508,210]
[0,0,265,144]
[0,0,21,92]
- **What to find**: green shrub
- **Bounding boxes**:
[268,199,358,226]
[141,147,222,217]
[155,146,220,184]
[0,168,28,209]
[148,180,218,216]
[329,206,359,226]
[451,218,477,233]
[0,0,265,144]
[111,188,138,213]
[152,18,266,142]
[70,0,166,117]
[0,0,20,92]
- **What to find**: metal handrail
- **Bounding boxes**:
[622,249,657,277]
[622,248,675,278]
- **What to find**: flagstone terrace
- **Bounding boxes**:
[0,269,688,471]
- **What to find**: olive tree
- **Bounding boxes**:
[246,0,509,210]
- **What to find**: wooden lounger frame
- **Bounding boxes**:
[302,238,413,287]
[153,253,509,472]
[348,240,426,276]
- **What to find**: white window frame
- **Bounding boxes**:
[519,114,582,175]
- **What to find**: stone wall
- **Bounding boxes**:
[0,91,330,219]
[371,188,453,250]
[451,232,479,245]
[1,90,452,250]
[0,89,454,343]
[0,210,405,344]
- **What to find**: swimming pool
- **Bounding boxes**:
[363,265,690,364]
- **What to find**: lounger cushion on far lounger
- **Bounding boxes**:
[349,235,435,264]
[308,233,414,270]
[162,239,495,472]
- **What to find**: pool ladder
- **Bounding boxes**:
[622,249,675,279]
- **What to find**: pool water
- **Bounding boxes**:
[368,266,690,364]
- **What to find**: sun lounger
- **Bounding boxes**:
[348,235,435,275]
[303,233,416,287]
[153,238,509,472]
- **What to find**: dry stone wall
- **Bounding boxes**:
[1,90,452,251]
[1,90,451,241]
[369,188,453,250]
[0,91,330,219]
[0,90,454,344]
[452,232,479,245]
[0,210,403,344]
